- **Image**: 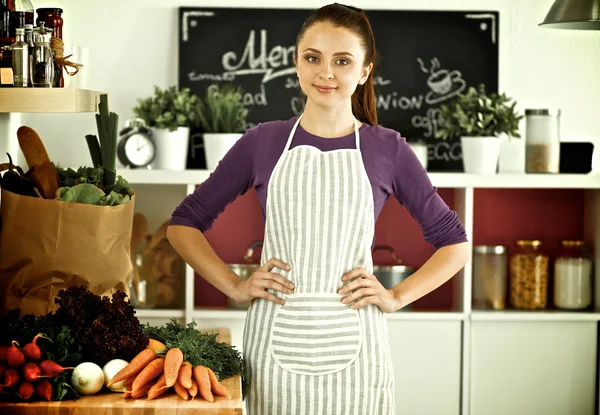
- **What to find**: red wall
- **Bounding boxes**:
[194,188,585,311]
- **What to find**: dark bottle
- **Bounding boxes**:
[35,7,61,39]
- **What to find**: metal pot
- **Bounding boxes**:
[227,240,263,310]
[372,245,415,311]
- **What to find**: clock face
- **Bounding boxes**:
[124,133,155,167]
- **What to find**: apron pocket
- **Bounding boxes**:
[268,292,363,376]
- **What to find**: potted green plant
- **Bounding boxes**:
[196,83,248,170]
[436,84,523,175]
[133,85,202,170]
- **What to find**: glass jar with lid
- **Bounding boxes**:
[509,240,550,310]
[525,109,561,173]
[35,8,63,40]
[472,245,508,310]
[554,240,593,310]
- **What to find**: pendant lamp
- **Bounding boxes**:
[539,0,600,29]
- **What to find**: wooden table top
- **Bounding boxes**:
[0,328,243,415]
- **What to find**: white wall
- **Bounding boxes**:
[22,0,600,168]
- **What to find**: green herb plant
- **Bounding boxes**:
[133,85,204,132]
[435,83,523,140]
[196,84,248,133]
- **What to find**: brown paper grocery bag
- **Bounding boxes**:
[0,188,135,316]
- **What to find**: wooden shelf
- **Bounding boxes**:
[0,88,102,113]
[121,169,600,189]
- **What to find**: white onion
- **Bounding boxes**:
[71,362,105,395]
[102,359,130,392]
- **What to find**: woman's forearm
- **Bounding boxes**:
[166,225,241,299]
[391,242,470,309]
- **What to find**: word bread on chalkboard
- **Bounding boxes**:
[179,8,499,171]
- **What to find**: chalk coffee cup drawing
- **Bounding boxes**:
[427,69,461,95]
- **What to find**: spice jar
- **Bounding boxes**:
[35,8,63,40]
[472,245,508,310]
[554,240,593,310]
[525,109,561,173]
[510,240,549,310]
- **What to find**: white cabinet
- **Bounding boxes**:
[470,321,597,415]
[389,320,462,415]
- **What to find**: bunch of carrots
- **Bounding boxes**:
[107,340,232,401]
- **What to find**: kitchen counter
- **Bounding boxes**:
[0,328,243,415]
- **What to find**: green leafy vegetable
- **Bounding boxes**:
[51,286,149,367]
[59,183,105,205]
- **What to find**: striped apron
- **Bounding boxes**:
[243,115,396,414]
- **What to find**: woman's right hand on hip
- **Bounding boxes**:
[231,257,294,305]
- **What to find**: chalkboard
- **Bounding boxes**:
[179,7,499,171]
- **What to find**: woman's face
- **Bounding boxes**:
[296,22,372,111]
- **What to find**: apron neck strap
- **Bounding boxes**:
[285,115,361,152]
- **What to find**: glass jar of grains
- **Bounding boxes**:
[525,109,561,173]
[554,240,593,310]
[510,240,549,310]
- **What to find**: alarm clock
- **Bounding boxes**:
[117,118,156,168]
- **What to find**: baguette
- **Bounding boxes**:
[17,126,51,169]
[17,126,59,199]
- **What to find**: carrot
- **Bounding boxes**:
[147,373,168,400]
[188,378,198,400]
[131,357,164,394]
[107,348,157,387]
[205,366,232,399]
[130,381,153,399]
[123,376,135,387]
[148,338,167,352]
[123,387,133,399]
[174,379,189,401]
[164,347,184,388]
[192,365,213,402]
[178,361,193,389]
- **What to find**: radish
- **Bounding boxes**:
[6,341,24,368]
[22,333,49,362]
[3,368,19,387]
[40,360,74,378]
[22,362,47,382]
[35,379,53,401]
[18,381,34,400]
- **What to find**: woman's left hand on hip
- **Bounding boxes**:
[338,268,401,313]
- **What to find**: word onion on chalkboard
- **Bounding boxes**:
[179,7,499,171]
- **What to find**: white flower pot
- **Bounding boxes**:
[203,133,243,170]
[151,127,190,171]
[461,136,501,175]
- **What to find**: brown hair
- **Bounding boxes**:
[295,3,378,125]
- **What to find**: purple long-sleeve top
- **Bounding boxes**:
[170,117,468,250]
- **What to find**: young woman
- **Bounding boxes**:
[168,3,470,414]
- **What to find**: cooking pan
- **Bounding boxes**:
[227,240,263,309]
[372,245,415,311]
